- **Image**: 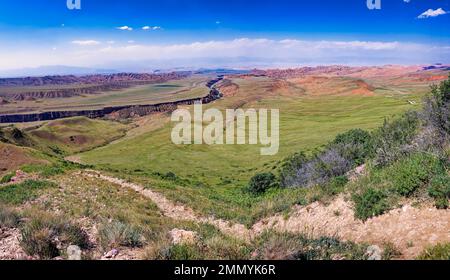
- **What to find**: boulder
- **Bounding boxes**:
[366,245,382,260]
[103,248,119,259]
[67,245,82,260]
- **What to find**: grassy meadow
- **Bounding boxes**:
[76,76,424,224]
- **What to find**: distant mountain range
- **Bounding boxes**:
[0,65,253,78]
[0,66,120,78]
[1,64,447,79]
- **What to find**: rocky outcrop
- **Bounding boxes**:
[0,78,224,123]
[0,72,190,87]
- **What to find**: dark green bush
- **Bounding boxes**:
[163,244,204,260]
[162,172,178,181]
[428,175,450,209]
[0,172,14,184]
[322,176,349,196]
[389,153,444,197]
[248,173,278,195]
[434,197,449,210]
[353,188,390,221]
[331,129,373,165]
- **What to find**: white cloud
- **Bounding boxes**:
[128,40,136,44]
[418,8,447,19]
[71,40,101,46]
[117,26,133,31]
[1,38,449,70]
[142,26,161,30]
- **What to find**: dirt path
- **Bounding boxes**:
[82,170,450,259]
[82,170,252,240]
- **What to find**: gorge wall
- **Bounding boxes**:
[0,78,223,123]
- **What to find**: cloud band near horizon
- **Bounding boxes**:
[0,38,449,71]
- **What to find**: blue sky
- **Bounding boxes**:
[0,0,449,71]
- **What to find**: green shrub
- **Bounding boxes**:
[98,220,143,250]
[279,152,309,187]
[248,173,278,195]
[418,243,450,260]
[434,197,449,210]
[389,154,444,197]
[322,176,348,196]
[353,188,390,221]
[0,172,14,184]
[164,244,204,260]
[331,129,373,165]
[428,175,450,209]
[382,242,402,260]
[422,75,450,137]
[0,204,20,228]
[162,172,178,181]
[372,111,420,166]
[59,223,90,249]
[280,149,352,189]
[0,180,55,205]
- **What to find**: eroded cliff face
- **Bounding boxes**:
[0,79,224,123]
[0,72,191,101]
[0,72,190,87]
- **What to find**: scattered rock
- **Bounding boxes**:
[169,229,198,245]
[103,249,119,259]
[67,245,82,260]
[0,228,29,260]
[366,245,382,260]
